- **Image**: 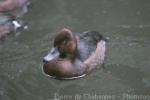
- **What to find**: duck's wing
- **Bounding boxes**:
[76,36,96,62]
[76,31,106,62]
[84,40,106,71]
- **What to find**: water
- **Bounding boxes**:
[0,0,150,100]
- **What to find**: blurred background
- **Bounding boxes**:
[0,0,150,100]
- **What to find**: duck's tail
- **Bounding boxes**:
[84,40,106,72]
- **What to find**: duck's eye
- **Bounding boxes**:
[63,40,67,45]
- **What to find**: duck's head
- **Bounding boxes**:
[0,15,28,39]
[43,28,77,63]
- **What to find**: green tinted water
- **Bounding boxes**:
[0,0,150,100]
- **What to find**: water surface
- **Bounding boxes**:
[0,0,150,100]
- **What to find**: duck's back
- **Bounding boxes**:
[76,31,105,62]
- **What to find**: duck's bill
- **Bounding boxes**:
[43,47,59,63]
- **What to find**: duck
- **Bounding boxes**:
[0,0,30,18]
[43,28,107,79]
[0,14,27,39]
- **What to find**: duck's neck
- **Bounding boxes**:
[59,50,78,61]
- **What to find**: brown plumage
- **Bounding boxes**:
[43,28,107,79]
